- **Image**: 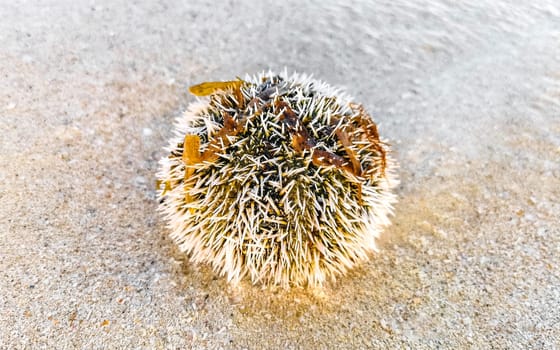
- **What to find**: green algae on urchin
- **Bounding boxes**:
[157,71,398,288]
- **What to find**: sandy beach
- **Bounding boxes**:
[1,1,559,348]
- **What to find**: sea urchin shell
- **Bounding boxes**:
[157,71,398,287]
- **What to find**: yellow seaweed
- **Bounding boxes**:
[188,80,245,96]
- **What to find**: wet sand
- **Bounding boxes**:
[1,1,559,348]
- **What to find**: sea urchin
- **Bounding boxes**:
[157,71,398,287]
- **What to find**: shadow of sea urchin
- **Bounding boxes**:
[157,71,398,288]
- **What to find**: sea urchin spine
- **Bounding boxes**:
[157,71,398,287]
